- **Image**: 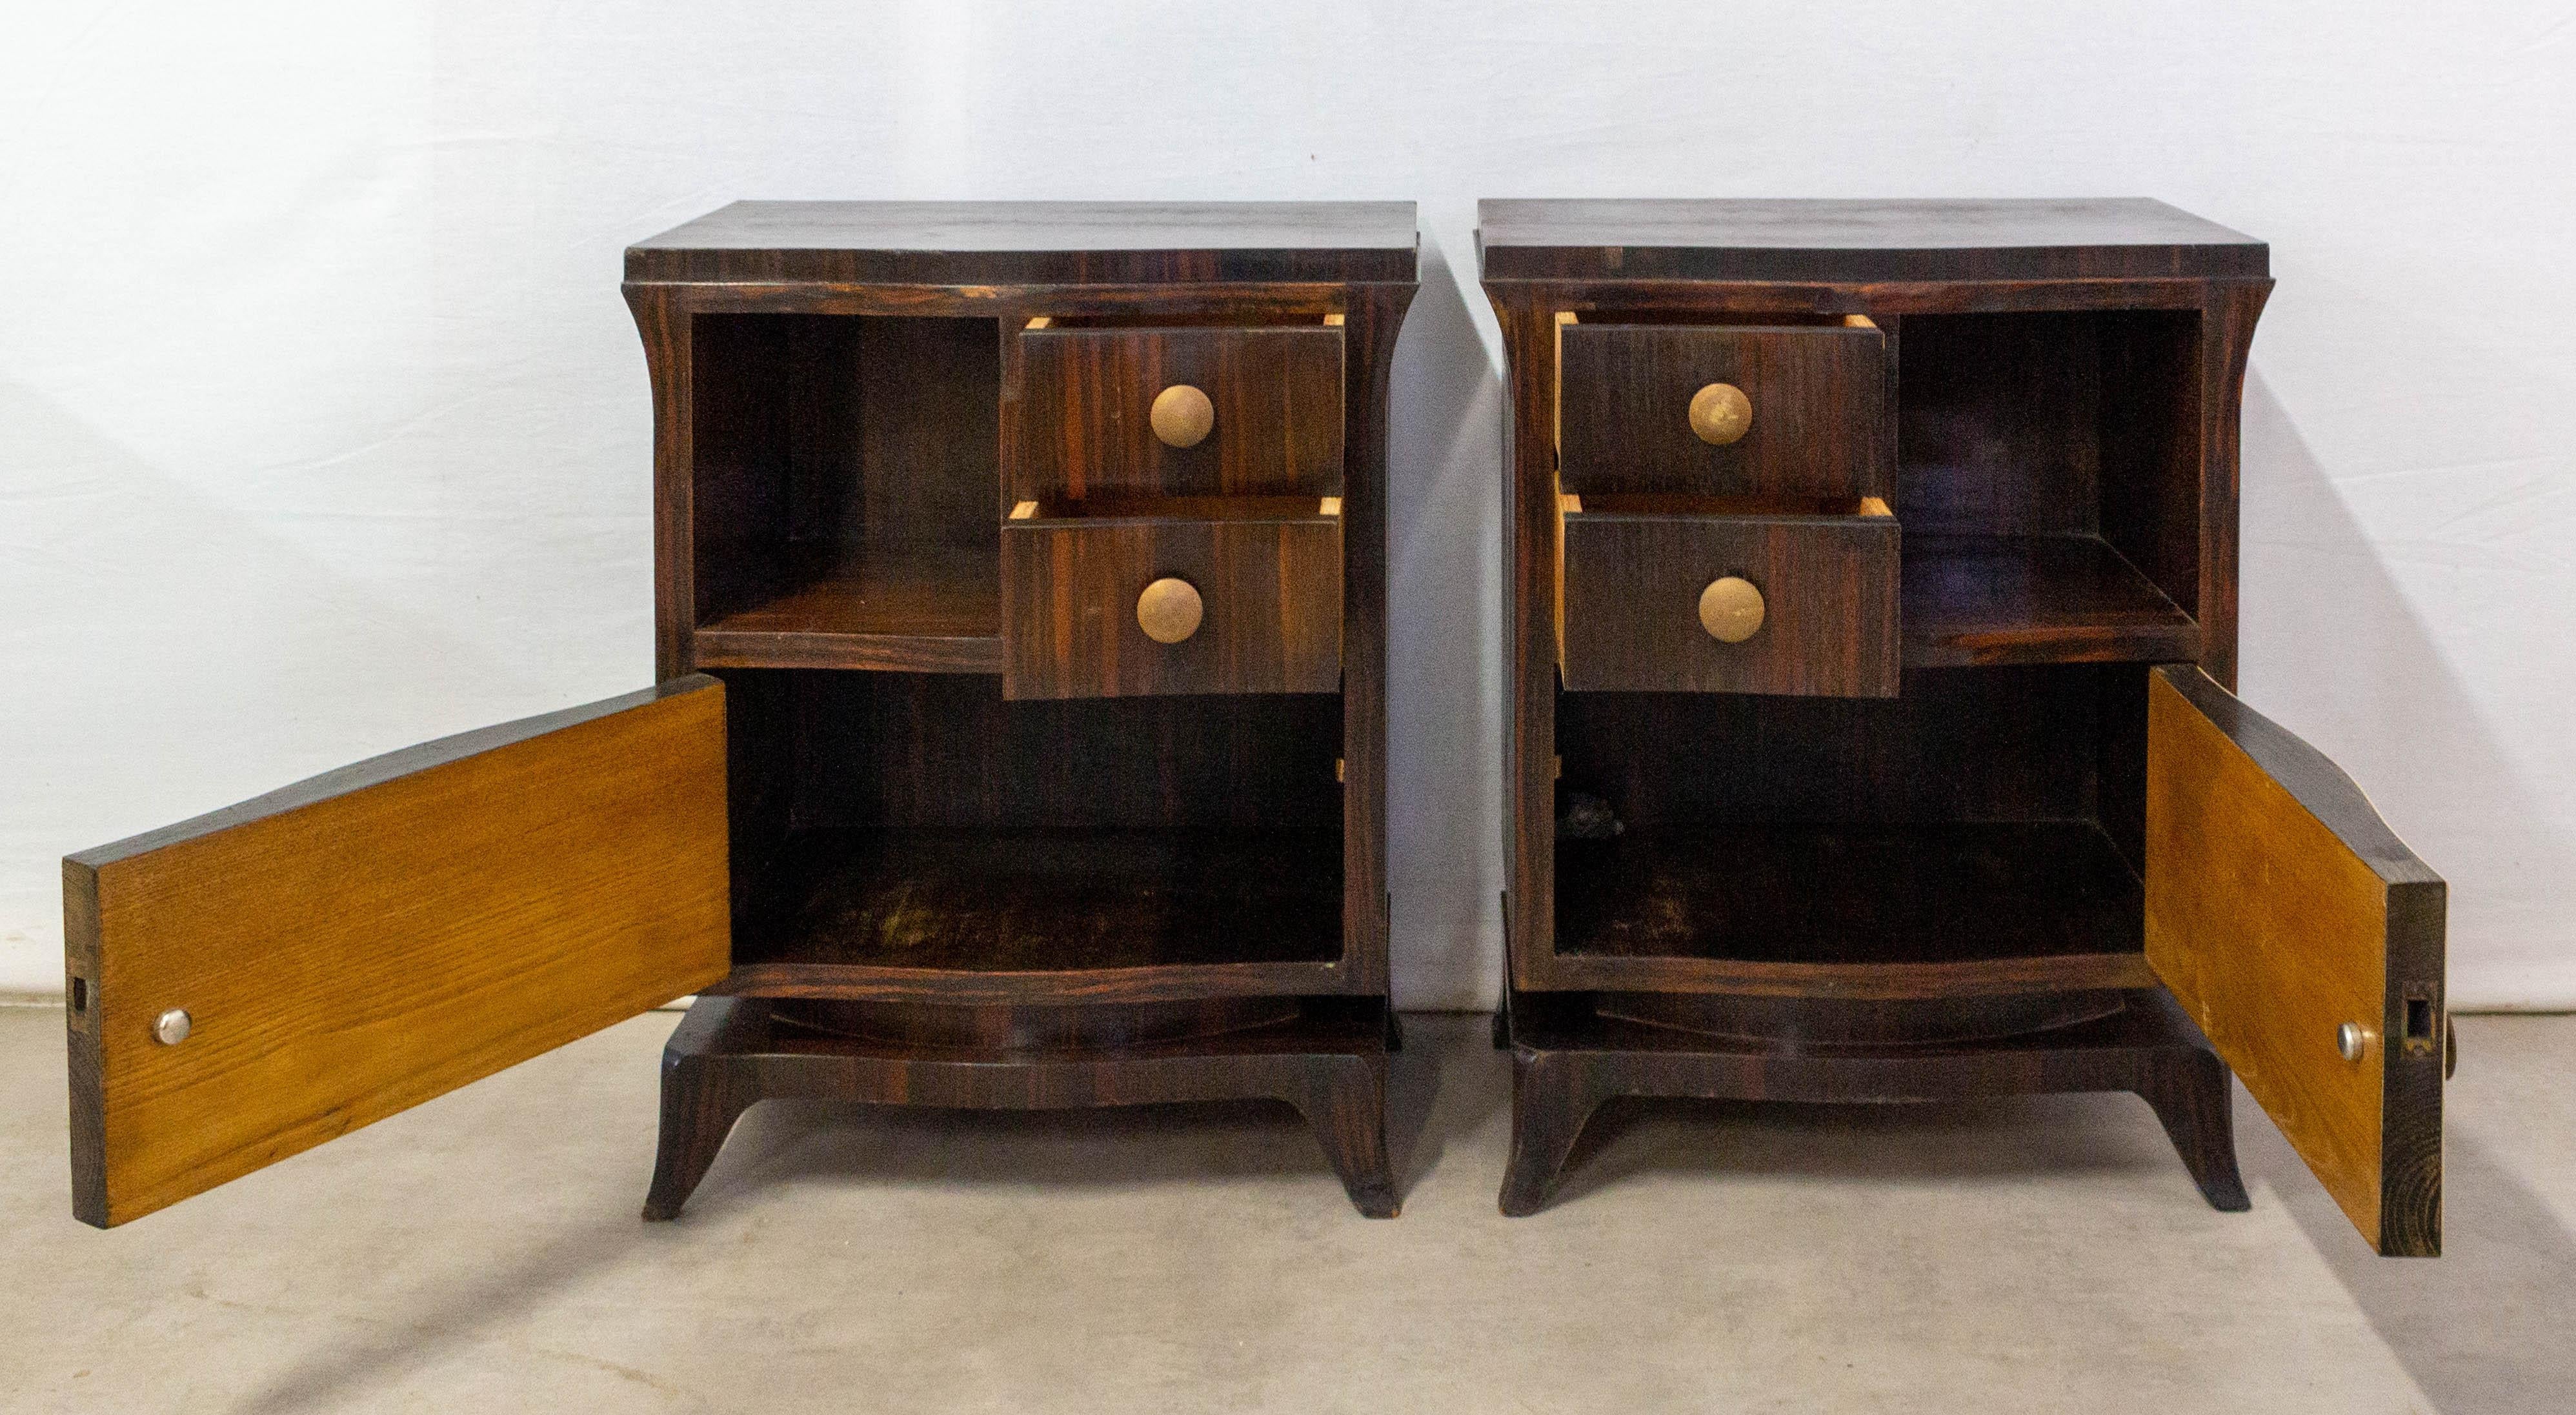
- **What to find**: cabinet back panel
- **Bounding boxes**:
[785,672,1344,832]
[1898,310,2204,614]
[852,317,1005,547]
[1898,312,2102,536]
[1557,666,2126,828]
[690,315,1001,624]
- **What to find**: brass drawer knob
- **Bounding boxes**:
[1138,576,1204,644]
[1699,576,1765,643]
[1689,382,1753,446]
[1150,384,1215,448]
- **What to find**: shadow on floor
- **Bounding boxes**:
[227,1219,699,1415]
[2242,1099,2576,1415]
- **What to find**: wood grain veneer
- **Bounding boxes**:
[1009,326,1344,500]
[2144,665,2446,1255]
[1558,322,1889,499]
[64,678,730,1228]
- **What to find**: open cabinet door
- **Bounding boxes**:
[2144,665,2446,1256]
[64,676,731,1228]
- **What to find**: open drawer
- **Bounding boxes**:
[1008,323,1345,499]
[1558,494,1898,696]
[1556,316,1891,499]
[1001,495,1343,699]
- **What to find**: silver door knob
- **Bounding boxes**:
[154,1009,192,1045]
[2335,1021,2368,1062]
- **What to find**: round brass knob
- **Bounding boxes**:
[1137,576,1203,644]
[1688,382,1753,446]
[1699,576,1765,643]
[1149,384,1214,448]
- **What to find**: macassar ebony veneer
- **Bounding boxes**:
[63,202,1418,1227]
[1482,199,2451,1254]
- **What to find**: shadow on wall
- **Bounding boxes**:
[0,386,518,990]
[1384,238,1505,1012]
[2237,374,2576,1009]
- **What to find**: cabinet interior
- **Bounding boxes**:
[1556,306,2205,974]
[689,313,1346,976]
[689,313,1005,656]
[1555,663,2150,968]
[1897,308,2206,667]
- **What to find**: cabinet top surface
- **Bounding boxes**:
[628,201,1418,285]
[1478,198,2265,283]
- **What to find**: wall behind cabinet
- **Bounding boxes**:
[3,0,2570,1007]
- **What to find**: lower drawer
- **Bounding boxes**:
[1003,502,1343,699]
[1560,496,1898,697]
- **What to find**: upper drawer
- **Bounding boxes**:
[1009,326,1344,500]
[1557,319,1889,498]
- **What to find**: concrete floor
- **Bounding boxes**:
[2,1011,2570,1414]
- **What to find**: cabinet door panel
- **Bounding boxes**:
[2144,665,2444,1255]
[64,676,730,1228]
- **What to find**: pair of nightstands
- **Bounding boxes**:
[62,200,2447,1256]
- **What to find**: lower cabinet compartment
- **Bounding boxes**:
[1550,663,2155,993]
[714,668,1351,989]
[1556,819,2143,968]
[735,825,1345,972]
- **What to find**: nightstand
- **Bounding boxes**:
[65,201,1419,1227]
[1479,199,2448,1254]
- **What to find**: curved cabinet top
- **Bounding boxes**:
[629,200,1419,286]
[1477,197,2266,283]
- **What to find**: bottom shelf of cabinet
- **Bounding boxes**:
[1553,820,2154,993]
[723,827,1348,1000]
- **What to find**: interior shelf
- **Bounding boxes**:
[1903,534,2200,668]
[734,827,1345,973]
[694,543,1001,673]
[1556,820,2146,968]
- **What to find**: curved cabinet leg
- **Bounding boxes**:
[641,997,763,1222]
[1498,1050,1604,1217]
[1293,1054,1398,1218]
[2138,1050,2250,1212]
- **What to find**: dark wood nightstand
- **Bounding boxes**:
[1479,199,2449,1254]
[64,201,1419,1227]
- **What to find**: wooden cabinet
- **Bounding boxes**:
[1483,199,2450,1255]
[64,202,1418,1227]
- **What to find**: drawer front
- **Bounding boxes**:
[1011,327,1344,499]
[1558,323,1889,498]
[1003,516,1342,699]
[1561,509,1897,696]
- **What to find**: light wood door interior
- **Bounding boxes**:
[63,676,732,1228]
[2143,664,2446,1256]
